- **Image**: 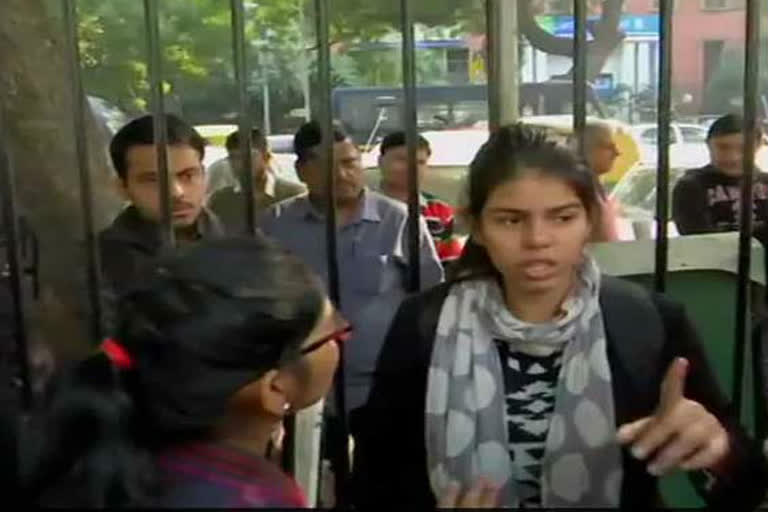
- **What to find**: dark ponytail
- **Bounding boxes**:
[22,353,156,506]
[22,237,326,507]
[449,123,599,282]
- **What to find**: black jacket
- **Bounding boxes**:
[672,164,768,244]
[352,276,768,510]
[98,206,225,294]
[97,206,226,333]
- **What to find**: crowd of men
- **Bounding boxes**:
[90,112,768,477]
[96,111,768,412]
[97,115,448,427]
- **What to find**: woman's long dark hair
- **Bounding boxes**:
[450,123,600,282]
[22,237,326,506]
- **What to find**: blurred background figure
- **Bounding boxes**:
[378,131,464,268]
[572,123,621,242]
[208,128,306,234]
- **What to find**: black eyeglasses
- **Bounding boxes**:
[300,323,353,355]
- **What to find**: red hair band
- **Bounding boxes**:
[101,338,135,370]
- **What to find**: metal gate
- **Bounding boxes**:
[0,0,765,507]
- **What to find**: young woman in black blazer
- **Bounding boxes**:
[352,124,768,509]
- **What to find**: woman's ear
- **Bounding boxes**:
[231,369,292,419]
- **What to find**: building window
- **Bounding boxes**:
[703,40,725,85]
[446,48,470,84]
[701,0,743,10]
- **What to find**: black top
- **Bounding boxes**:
[351,276,768,510]
[497,344,563,507]
[672,164,768,244]
[97,206,228,333]
[98,206,226,296]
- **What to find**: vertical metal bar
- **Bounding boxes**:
[573,0,588,156]
[732,0,759,411]
[315,0,349,506]
[401,0,420,293]
[0,112,32,411]
[263,82,272,135]
[654,0,674,293]
[230,0,257,237]
[486,0,518,129]
[143,0,174,247]
[486,0,501,132]
[63,0,103,343]
[752,325,767,439]
[315,4,339,306]
[631,42,640,124]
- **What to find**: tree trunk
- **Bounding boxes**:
[519,0,626,81]
[0,0,122,362]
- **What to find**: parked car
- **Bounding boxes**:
[629,123,710,170]
[365,116,642,204]
[267,135,300,184]
[609,162,687,240]
[629,122,768,175]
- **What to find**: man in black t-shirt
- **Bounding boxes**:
[672,114,768,243]
[673,114,768,403]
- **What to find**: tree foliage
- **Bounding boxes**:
[73,0,625,128]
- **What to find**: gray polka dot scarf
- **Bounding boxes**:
[425,258,623,507]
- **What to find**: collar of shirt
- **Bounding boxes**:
[115,205,223,249]
[295,188,382,224]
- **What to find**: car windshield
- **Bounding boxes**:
[267,135,294,154]
[638,127,678,145]
[610,165,687,219]
[680,126,708,143]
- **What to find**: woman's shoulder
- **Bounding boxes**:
[600,275,685,321]
[154,442,307,508]
[600,275,691,391]
[378,282,455,371]
[403,281,454,311]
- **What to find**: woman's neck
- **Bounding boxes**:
[215,414,278,458]
[503,273,576,324]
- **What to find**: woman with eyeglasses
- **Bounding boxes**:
[22,237,349,508]
[353,124,768,509]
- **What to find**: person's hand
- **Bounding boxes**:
[617,357,730,476]
[437,479,499,508]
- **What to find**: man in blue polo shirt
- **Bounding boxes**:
[260,121,443,415]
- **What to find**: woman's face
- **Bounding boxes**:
[227,299,342,425]
[474,171,593,297]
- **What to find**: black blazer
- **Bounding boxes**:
[351,277,768,510]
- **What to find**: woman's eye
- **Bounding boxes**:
[557,215,575,223]
[496,217,520,225]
